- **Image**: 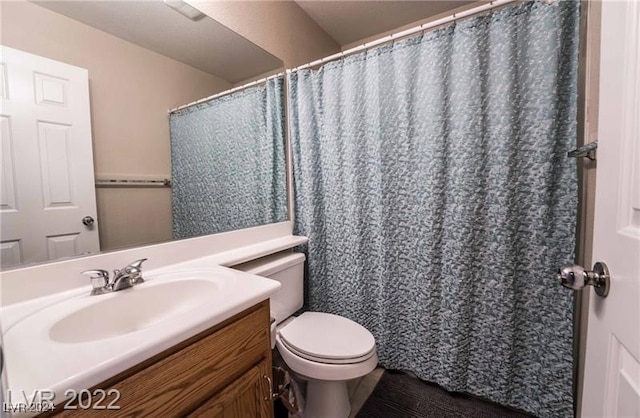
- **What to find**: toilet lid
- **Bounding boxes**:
[278,312,375,361]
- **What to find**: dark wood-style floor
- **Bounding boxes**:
[356,369,534,418]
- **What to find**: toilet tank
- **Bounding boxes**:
[233,252,305,325]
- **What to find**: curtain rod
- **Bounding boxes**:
[168,71,284,114]
[169,0,517,114]
[287,0,517,73]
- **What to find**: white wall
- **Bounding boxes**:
[189,1,341,68]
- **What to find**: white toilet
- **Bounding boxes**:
[235,252,378,418]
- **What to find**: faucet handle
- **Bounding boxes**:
[125,259,147,282]
[82,269,110,290]
[125,258,148,272]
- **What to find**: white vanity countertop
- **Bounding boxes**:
[173,235,308,268]
[1,263,280,416]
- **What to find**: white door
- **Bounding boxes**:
[581,1,640,416]
[0,46,99,268]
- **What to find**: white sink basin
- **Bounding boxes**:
[49,279,219,343]
[2,265,280,415]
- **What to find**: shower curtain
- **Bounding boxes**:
[169,76,287,238]
[289,2,579,417]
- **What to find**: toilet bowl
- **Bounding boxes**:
[234,252,377,418]
[276,312,378,417]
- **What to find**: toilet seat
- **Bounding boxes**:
[279,337,376,364]
[278,312,376,365]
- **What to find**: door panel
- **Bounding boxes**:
[0,115,17,212]
[0,240,21,266]
[581,1,640,416]
[37,121,75,208]
[0,45,99,267]
[604,336,640,417]
[46,233,80,260]
[34,72,69,107]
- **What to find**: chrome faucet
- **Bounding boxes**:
[82,258,148,295]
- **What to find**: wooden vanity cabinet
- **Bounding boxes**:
[187,360,272,417]
[49,300,273,418]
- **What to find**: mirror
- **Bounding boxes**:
[169,76,287,239]
[0,0,286,268]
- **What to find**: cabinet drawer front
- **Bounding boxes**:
[55,301,270,417]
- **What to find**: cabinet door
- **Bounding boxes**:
[189,360,272,418]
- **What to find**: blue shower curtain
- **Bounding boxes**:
[289,2,579,417]
[169,76,287,238]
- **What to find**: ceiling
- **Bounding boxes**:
[295,0,477,46]
[34,1,283,84]
[33,1,477,83]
